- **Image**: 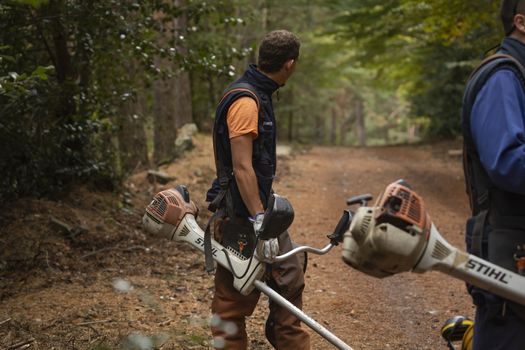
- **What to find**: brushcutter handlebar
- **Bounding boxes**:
[346,194,373,207]
[273,209,352,262]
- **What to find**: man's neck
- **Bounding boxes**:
[258,68,286,86]
[510,31,525,45]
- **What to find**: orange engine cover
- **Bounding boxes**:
[146,188,199,228]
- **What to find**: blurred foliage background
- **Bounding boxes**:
[0,0,502,201]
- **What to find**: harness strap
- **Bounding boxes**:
[207,73,259,266]
[210,82,262,218]
[471,209,488,258]
[204,207,227,273]
[208,176,232,215]
[218,84,260,108]
[467,53,525,82]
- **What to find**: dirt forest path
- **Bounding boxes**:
[0,137,476,350]
[274,144,474,350]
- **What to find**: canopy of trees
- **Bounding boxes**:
[0,0,504,201]
[1,0,252,201]
[328,0,501,138]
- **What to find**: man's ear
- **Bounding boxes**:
[514,13,525,34]
[284,59,295,71]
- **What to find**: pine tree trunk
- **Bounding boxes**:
[287,89,294,142]
[339,115,350,146]
[153,70,177,165]
[49,0,75,120]
[314,115,323,144]
[287,110,294,142]
[355,98,366,147]
[173,0,193,128]
[152,2,177,165]
[330,107,337,145]
[118,92,149,173]
[173,72,192,128]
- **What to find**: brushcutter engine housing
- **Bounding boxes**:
[342,181,431,278]
[142,185,264,295]
[343,181,525,307]
[142,186,199,240]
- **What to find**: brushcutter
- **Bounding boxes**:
[142,185,354,350]
[342,180,525,307]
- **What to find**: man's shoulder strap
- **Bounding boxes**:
[464,53,525,131]
[468,53,525,85]
[219,82,261,110]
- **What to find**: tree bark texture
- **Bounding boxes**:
[47,0,76,120]
[173,71,193,129]
[118,92,149,174]
[153,0,193,164]
[173,0,193,129]
[153,69,177,165]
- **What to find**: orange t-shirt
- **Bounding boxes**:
[227,97,259,139]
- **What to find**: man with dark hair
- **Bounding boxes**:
[205,30,310,350]
[258,31,300,73]
[462,1,525,348]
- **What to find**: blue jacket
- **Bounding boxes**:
[471,38,525,195]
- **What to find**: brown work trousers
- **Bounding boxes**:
[211,219,310,350]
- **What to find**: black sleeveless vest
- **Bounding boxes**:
[206,64,279,218]
[462,38,525,230]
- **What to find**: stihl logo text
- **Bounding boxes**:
[195,237,217,257]
[466,259,509,284]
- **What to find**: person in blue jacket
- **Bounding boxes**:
[462,1,525,349]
